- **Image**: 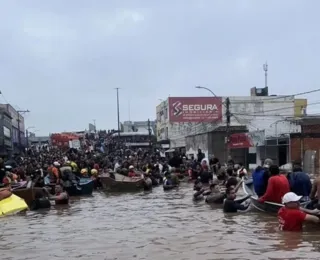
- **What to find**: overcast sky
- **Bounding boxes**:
[0,0,319,135]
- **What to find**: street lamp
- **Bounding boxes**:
[195,85,231,161]
[195,86,218,97]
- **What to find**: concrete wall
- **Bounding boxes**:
[290,124,320,174]
[185,133,209,159]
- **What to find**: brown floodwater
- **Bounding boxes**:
[1,182,320,260]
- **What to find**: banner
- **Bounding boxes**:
[168,97,222,123]
[228,130,265,149]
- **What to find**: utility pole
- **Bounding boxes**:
[17,109,30,154]
[115,88,120,141]
[263,62,268,88]
[225,98,231,161]
[148,119,152,152]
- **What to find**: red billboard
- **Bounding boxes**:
[228,131,265,149]
[168,97,222,123]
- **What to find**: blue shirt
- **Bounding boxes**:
[287,172,312,197]
[252,168,268,197]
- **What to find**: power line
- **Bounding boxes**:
[232,101,320,116]
[264,88,320,101]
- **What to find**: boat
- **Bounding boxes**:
[242,178,310,214]
[99,172,144,192]
[12,185,47,210]
[0,194,28,216]
[64,178,94,196]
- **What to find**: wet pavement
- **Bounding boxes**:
[2,182,320,260]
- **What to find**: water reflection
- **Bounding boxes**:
[1,183,320,260]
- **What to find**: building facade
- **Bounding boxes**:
[156,92,308,167]
[0,108,13,156]
[121,120,156,134]
[290,117,320,175]
[156,95,304,148]
[0,104,26,155]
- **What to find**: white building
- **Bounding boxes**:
[121,120,156,134]
[156,95,305,151]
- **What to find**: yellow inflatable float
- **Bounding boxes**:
[0,193,28,216]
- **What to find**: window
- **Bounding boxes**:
[164,108,168,119]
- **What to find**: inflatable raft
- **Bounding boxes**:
[0,194,28,216]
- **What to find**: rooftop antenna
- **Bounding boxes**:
[263,62,268,88]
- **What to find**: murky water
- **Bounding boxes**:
[1,183,320,260]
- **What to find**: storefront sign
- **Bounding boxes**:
[228,130,265,149]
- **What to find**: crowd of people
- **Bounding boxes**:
[1,135,320,233]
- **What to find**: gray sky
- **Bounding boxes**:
[0,0,319,135]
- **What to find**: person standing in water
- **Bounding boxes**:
[278,192,320,232]
[223,186,250,213]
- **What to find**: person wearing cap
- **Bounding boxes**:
[52,161,61,184]
[128,165,139,178]
[252,159,273,197]
[258,165,290,204]
[278,192,320,231]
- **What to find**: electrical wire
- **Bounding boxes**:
[232,101,320,116]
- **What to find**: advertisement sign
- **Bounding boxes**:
[69,139,81,149]
[168,97,222,123]
[3,126,11,138]
[228,130,265,149]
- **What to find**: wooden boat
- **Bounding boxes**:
[243,178,284,213]
[65,178,94,196]
[12,186,45,209]
[242,178,310,214]
[99,172,144,192]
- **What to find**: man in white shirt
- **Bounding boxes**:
[114,160,121,172]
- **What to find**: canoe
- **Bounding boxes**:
[65,178,94,196]
[99,173,144,192]
[242,178,310,214]
[12,187,45,208]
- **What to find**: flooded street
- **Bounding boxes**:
[2,183,320,260]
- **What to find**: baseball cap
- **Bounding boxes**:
[282,192,302,204]
[263,158,273,168]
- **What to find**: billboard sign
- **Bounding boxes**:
[168,97,222,123]
[228,130,265,149]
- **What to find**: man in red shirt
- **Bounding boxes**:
[278,192,320,231]
[258,165,290,204]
